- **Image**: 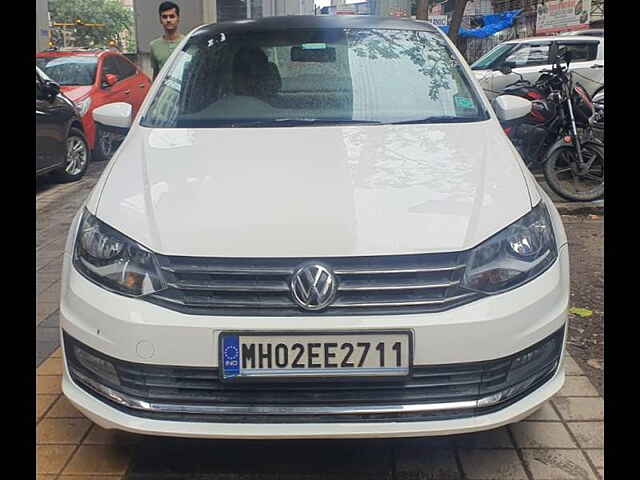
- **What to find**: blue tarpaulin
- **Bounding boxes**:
[439,9,522,38]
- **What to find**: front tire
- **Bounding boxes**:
[543,143,604,201]
[93,125,124,162]
[51,128,90,183]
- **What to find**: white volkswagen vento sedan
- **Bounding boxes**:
[59,16,569,439]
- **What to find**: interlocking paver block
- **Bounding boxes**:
[38,283,62,304]
[395,444,460,479]
[584,449,604,468]
[525,402,560,421]
[63,445,132,475]
[564,355,584,376]
[37,418,92,444]
[37,375,62,394]
[36,302,59,326]
[37,394,59,421]
[558,376,599,397]
[454,427,513,448]
[510,422,576,448]
[521,449,597,479]
[38,356,64,376]
[567,423,604,449]
[36,445,75,474]
[37,273,61,294]
[48,395,85,418]
[552,397,604,421]
[458,449,527,479]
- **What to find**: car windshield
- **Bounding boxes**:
[470,43,516,70]
[141,28,488,128]
[35,56,98,86]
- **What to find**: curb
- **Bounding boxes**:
[555,201,604,216]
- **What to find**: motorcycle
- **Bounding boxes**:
[495,52,604,201]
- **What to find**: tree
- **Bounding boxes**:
[415,0,429,20]
[448,0,472,50]
[50,0,134,50]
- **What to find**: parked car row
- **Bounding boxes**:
[36,48,151,183]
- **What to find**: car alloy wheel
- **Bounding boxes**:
[65,136,88,176]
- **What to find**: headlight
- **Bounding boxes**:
[462,202,557,294]
[74,97,91,117]
[73,210,167,296]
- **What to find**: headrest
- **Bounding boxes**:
[233,47,281,97]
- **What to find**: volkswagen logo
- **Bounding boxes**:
[290,263,337,311]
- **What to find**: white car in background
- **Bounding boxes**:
[471,35,604,100]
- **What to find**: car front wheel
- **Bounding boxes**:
[94,125,124,162]
[52,128,90,183]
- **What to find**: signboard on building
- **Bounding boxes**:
[464,0,493,16]
[536,0,592,35]
[429,15,448,27]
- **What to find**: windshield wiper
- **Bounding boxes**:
[213,119,384,128]
[273,118,383,126]
[391,116,484,125]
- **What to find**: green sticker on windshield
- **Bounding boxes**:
[455,96,474,109]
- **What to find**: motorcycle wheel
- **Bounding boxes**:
[543,143,604,201]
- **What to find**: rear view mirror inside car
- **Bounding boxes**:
[291,45,336,62]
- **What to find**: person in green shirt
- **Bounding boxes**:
[150,1,185,79]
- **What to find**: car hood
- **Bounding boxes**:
[94,122,533,257]
[60,85,93,101]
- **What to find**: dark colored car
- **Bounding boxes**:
[36,49,152,162]
[36,67,90,182]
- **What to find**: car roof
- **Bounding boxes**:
[36,49,111,58]
[503,34,604,44]
[192,15,441,37]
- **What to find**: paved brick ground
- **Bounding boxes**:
[36,348,604,479]
[36,162,604,480]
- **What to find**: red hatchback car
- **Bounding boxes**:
[36,49,151,161]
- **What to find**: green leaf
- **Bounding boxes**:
[569,307,593,318]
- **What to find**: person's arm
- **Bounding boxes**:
[150,44,159,80]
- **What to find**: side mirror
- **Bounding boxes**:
[499,65,513,75]
[492,95,532,122]
[92,102,132,129]
[103,74,119,87]
[44,80,60,98]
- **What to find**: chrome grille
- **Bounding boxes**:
[147,252,484,315]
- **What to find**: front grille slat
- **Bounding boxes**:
[149,252,483,316]
[333,265,466,275]
[168,280,289,292]
[332,292,477,308]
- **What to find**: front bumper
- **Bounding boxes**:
[60,240,569,438]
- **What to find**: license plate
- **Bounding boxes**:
[219,332,412,380]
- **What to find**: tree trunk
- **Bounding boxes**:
[416,0,429,20]
[448,0,471,51]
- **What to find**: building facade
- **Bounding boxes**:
[36,0,50,53]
